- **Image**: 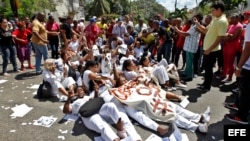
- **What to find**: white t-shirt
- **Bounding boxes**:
[71,96,90,115]
[83,70,92,91]
[134,46,144,59]
[243,23,250,70]
[124,70,138,81]
[69,40,80,52]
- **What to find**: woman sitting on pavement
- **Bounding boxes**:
[139,54,187,89]
[122,58,171,90]
[42,58,76,97]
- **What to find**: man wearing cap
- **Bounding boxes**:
[112,18,127,39]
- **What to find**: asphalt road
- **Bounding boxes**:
[0,54,239,141]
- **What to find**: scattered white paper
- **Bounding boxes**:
[22,91,30,93]
[4,107,10,110]
[0,90,3,92]
[59,105,64,110]
[212,136,216,139]
[32,91,37,95]
[8,99,13,102]
[181,133,189,141]
[21,123,27,125]
[94,136,105,141]
[10,130,16,133]
[59,129,68,134]
[33,116,58,128]
[58,135,65,140]
[10,104,33,117]
[180,98,190,108]
[63,114,78,121]
[29,84,40,89]
[145,134,162,141]
[0,80,8,84]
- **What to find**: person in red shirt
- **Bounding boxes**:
[12,21,34,71]
[46,15,60,59]
[84,18,100,45]
[174,19,192,68]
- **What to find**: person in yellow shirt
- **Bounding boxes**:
[96,17,108,38]
[140,29,155,53]
[195,1,228,91]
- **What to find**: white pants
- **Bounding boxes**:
[81,103,120,141]
[168,102,201,132]
[111,99,142,141]
[61,77,76,88]
[152,65,169,85]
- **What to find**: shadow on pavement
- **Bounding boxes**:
[180,88,208,103]
[15,71,41,80]
[71,118,99,139]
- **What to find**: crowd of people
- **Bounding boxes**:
[1,0,250,140]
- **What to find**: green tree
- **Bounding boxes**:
[87,0,111,17]
[199,0,248,12]
[131,0,169,20]
[0,0,56,19]
[170,6,188,20]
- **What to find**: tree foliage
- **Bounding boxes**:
[199,0,248,12]
[84,0,169,21]
[0,0,56,19]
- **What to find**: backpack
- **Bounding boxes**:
[37,80,54,98]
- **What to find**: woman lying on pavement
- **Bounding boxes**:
[63,86,142,141]
[78,61,179,138]
[112,63,211,133]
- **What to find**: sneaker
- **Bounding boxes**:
[198,123,208,133]
[20,67,26,71]
[3,73,9,76]
[117,130,127,139]
[222,79,232,83]
[202,106,211,123]
[231,88,239,94]
[216,75,226,80]
[175,83,187,88]
[28,65,35,69]
[224,103,238,111]
[197,85,210,92]
[226,114,248,124]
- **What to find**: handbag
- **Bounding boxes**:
[79,97,105,117]
[37,80,54,98]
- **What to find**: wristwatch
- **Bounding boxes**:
[236,66,242,71]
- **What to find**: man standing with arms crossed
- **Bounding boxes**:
[194,1,228,91]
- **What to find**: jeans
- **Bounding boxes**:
[49,40,59,59]
[1,45,18,73]
[157,41,173,62]
[32,43,49,73]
